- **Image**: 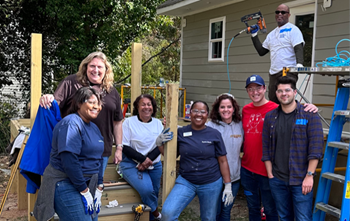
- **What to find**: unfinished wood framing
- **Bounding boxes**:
[162,83,179,205]
[130,43,142,113]
[28,33,42,220]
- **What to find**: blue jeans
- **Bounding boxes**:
[119,156,162,220]
[240,167,278,221]
[101,156,109,177]
[54,180,97,221]
[269,177,313,221]
[162,175,222,221]
[216,180,240,221]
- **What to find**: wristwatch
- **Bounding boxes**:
[306,171,315,176]
[98,184,104,190]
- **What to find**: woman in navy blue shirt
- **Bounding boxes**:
[160,100,233,221]
[34,87,104,221]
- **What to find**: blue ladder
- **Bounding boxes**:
[313,79,350,221]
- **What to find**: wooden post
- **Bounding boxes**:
[162,83,179,205]
[130,43,142,113]
[28,33,42,220]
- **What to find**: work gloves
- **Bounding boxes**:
[94,188,103,214]
[80,188,94,215]
[156,128,173,147]
[222,182,234,207]
[250,24,260,37]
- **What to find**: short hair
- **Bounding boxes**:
[132,94,157,117]
[275,76,297,91]
[190,100,210,113]
[69,87,102,114]
[210,94,241,124]
[76,51,114,93]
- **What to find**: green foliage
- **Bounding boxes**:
[0,96,20,153]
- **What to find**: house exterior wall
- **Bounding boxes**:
[181,0,286,108]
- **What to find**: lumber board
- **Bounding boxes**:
[162,83,179,205]
[130,43,142,113]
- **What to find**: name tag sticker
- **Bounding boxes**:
[183,132,192,137]
[296,119,308,125]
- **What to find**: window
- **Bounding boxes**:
[208,16,226,62]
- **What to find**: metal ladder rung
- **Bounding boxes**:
[322,172,345,183]
[328,141,349,150]
[334,110,350,117]
[315,202,341,219]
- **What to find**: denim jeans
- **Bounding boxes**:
[240,167,278,221]
[119,156,162,220]
[162,175,222,221]
[216,180,240,221]
[54,180,97,221]
[101,156,109,177]
[269,177,313,221]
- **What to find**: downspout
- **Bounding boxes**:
[309,0,318,103]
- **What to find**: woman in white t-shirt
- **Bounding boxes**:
[120,94,173,221]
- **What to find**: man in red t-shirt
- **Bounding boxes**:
[241,74,317,221]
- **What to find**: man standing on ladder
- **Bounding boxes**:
[262,76,323,221]
[250,4,304,104]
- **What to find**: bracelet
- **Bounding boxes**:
[116,144,123,150]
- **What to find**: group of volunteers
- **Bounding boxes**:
[31,3,324,221]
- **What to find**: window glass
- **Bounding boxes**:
[211,21,223,39]
[212,42,222,58]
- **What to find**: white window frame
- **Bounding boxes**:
[208,16,226,62]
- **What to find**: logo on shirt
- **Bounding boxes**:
[296,119,308,125]
[246,113,263,134]
[231,134,242,138]
[202,141,212,144]
[98,140,104,143]
[280,28,292,33]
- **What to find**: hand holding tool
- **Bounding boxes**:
[94,188,103,213]
[222,183,234,207]
[156,128,173,147]
[80,188,94,215]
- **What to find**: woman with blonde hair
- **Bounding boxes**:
[39,52,123,177]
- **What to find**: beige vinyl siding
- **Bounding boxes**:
[312,0,350,129]
[181,0,285,107]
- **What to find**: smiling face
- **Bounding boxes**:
[276,83,296,106]
[275,4,290,27]
[77,94,102,123]
[138,98,153,122]
[86,58,106,84]
[219,99,234,124]
[190,102,208,130]
[246,83,267,106]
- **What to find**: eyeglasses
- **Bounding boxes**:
[191,109,207,115]
[85,99,100,106]
[275,10,289,15]
[276,88,293,94]
[88,64,105,71]
[216,93,235,99]
[247,86,263,93]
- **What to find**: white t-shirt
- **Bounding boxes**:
[262,22,305,75]
[122,116,163,163]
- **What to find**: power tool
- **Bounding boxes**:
[132,204,147,221]
[241,11,267,34]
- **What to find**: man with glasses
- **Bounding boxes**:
[262,76,323,221]
[241,74,318,221]
[249,4,304,104]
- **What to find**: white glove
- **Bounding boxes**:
[222,183,234,207]
[94,188,103,213]
[296,63,304,67]
[156,128,173,147]
[80,188,94,215]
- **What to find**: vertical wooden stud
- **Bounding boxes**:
[162,83,179,205]
[130,43,142,113]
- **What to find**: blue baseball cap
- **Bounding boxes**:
[245,75,265,88]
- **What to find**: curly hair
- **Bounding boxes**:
[76,51,114,93]
[210,94,241,124]
[132,94,158,117]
